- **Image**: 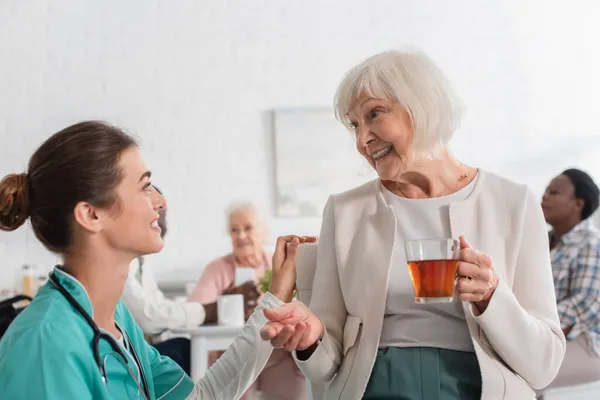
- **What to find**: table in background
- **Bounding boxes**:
[171,324,243,381]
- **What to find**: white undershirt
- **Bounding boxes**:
[115,325,125,346]
[379,174,478,352]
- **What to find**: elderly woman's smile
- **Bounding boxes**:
[371,145,393,160]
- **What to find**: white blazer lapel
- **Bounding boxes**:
[342,182,396,316]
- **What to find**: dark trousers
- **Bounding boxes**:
[153,337,191,376]
[364,347,482,400]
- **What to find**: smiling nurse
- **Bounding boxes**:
[0,121,315,399]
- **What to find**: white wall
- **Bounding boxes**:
[1,0,600,288]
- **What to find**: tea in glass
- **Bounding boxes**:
[405,239,460,304]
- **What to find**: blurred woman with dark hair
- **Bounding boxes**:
[541,168,600,391]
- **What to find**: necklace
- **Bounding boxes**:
[397,171,469,199]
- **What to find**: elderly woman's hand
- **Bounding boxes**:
[269,234,318,303]
[456,236,499,313]
[261,301,324,354]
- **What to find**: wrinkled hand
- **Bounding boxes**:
[269,235,318,303]
[224,281,260,319]
[261,301,324,352]
[456,236,498,312]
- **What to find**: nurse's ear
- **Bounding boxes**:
[73,201,104,234]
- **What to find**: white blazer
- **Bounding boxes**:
[294,170,566,400]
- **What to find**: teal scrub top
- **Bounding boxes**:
[0,267,195,399]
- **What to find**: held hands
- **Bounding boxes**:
[456,236,499,313]
[261,301,324,352]
[261,234,322,354]
[269,235,318,303]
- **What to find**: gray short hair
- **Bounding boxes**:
[334,49,465,158]
[224,201,267,230]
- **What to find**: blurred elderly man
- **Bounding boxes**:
[188,202,306,400]
[122,187,216,375]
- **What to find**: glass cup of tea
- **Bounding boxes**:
[405,238,460,304]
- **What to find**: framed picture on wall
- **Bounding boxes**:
[272,108,375,217]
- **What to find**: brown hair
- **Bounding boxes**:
[0,121,137,253]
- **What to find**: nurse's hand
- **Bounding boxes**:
[269,234,318,303]
[456,236,499,313]
[261,301,324,353]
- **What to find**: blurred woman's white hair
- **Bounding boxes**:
[224,201,267,230]
[334,49,465,158]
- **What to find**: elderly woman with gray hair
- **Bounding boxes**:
[261,50,566,399]
[188,202,306,400]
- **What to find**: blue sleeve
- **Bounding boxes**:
[146,341,195,399]
[0,324,95,400]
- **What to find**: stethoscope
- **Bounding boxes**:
[48,273,150,399]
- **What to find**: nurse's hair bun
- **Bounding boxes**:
[0,173,30,231]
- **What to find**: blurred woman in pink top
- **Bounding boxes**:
[188,202,306,400]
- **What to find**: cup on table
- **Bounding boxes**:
[234,267,256,287]
[405,238,460,304]
[217,294,245,326]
